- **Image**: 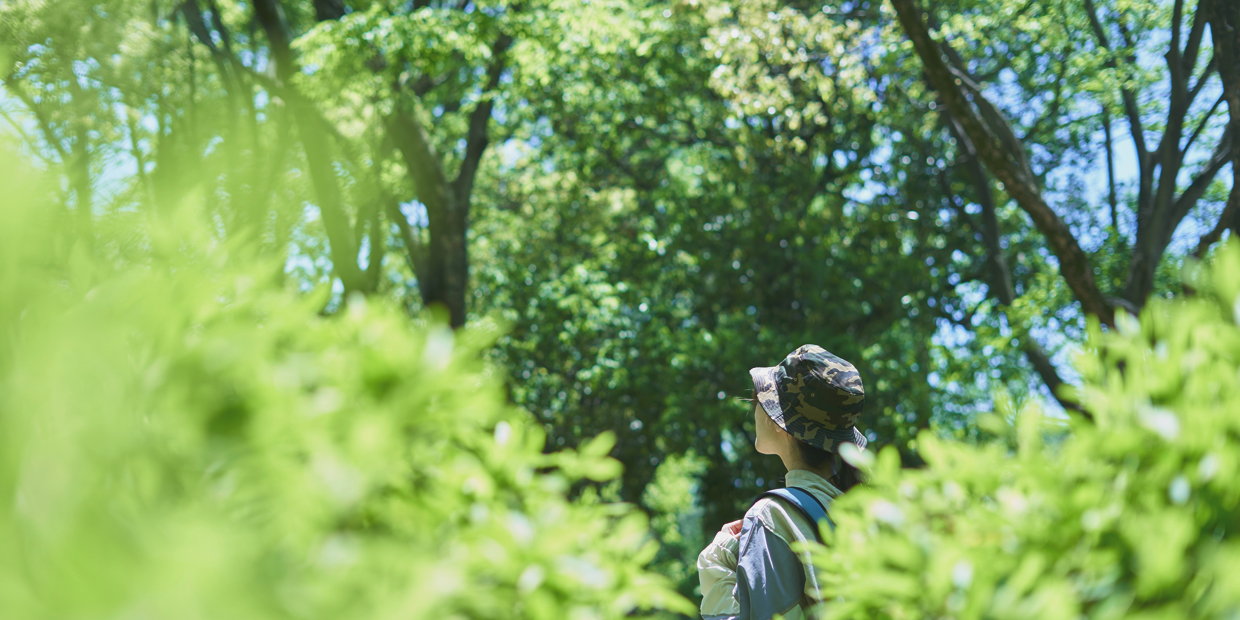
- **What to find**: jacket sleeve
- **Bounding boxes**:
[697,529,740,619]
[697,502,808,620]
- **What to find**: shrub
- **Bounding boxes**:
[0,153,691,620]
[814,243,1240,619]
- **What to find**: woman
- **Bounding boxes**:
[697,344,867,620]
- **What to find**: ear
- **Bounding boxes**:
[758,408,785,434]
[773,419,796,445]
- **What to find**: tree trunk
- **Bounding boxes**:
[1204,0,1240,244]
[387,33,511,328]
[387,106,468,327]
[252,0,367,294]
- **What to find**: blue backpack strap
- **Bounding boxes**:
[757,487,834,538]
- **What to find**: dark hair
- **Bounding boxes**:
[793,439,865,492]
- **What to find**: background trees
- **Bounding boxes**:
[1,0,1234,601]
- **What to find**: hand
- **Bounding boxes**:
[723,519,743,537]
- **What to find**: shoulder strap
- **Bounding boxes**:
[756,486,835,538]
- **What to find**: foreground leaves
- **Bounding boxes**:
[815,243,1240,619]
[0,153,691,620]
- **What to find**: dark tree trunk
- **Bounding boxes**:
[1203,0,1240,245]
[388,33,511,328]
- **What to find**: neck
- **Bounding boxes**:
[777,452,835,482]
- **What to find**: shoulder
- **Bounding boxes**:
[744,495,818,545]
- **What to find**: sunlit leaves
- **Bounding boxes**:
[814,243,1240,619]
[0,150,692,620]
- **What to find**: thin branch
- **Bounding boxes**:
[411,70,451,97]
[1192,197,1239,258]
[1019,51,1071,143]
[1182,0,1209,74]
[452,33,514,199]
[1184,93,1225,155]
[1116,13,1137,49]
[937,163,982,234]
[206,0,236,58]
[1103,107,1119,230]
[252,0,364,290]
[943,112,1085,414]
[1163,125,1234,250]
[386,199,430,292]
[5,80,70,163]
[0,104,57,168]
[313,0,346,21]
[388,99,455,218]
[1189,55,1218,104]
[1083,0,1150,163]
[363,206,385,291]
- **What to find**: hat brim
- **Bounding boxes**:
[749,365,867,451]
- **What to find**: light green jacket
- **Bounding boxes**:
[697,470,841,620]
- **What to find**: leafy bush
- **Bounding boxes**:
[643,451,708,599]
[815,243,1240,619]
[0,153,690,619]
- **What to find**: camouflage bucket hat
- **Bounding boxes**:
[750,344,867,452]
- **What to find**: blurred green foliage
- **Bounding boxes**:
[642,451,708,599]
[813,243,1240,619]
[1,0,1233,607]
[0,151,691,619]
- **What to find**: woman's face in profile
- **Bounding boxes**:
[753,401,782,456]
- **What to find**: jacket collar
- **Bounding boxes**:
[785,469,843,499]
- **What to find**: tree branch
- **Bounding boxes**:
[388,101,455,221]
[1019,53,1070,144]
[1170,0,1185,61]
[1083,0,1150,165]
[1163,125,1234,251]
[1116,13,1137,50]
[452,33,513,199]
[4,81,70,165]
[1182,0,1209,74]
[314,0,346,21]
[411,70,452,97]
[386,96,456,312]
[0,104,56,168]
[252,0,364,290]
[387,199,430,286]
[891,0,1115,327]
[363,206,385,292]
[1189,55,1217,104]
[943,112,1086,415]
[206,0,237,58]
[1103,107,1119,230]
[252,0,294,82]
[1184,93,1225,155]
[1192,197,1239,258]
